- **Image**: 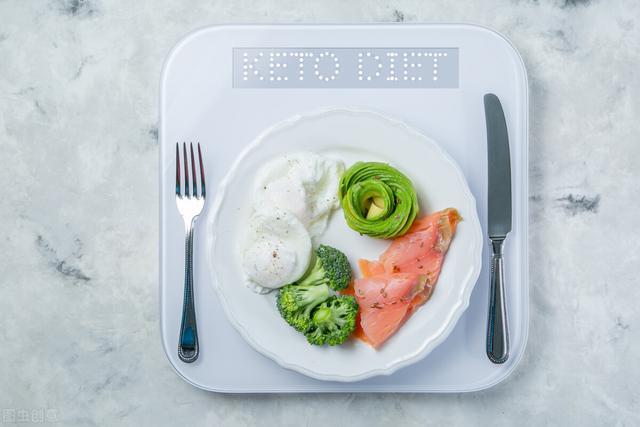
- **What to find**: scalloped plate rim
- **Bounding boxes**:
[206,107,483,382]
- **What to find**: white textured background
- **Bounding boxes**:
[1,0,639,426]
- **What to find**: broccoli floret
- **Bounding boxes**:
[298,245,352,291]
[276,245,354,339]
[305,295,359,346]
[277,282,331,332]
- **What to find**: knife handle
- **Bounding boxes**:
[487,238,509,364]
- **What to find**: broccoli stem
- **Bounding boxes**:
[297,258,327,287]
[312,306,332,323]
[314,303,349,328]
[301,283,330,316]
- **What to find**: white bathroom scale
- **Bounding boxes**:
[159,23,528,392]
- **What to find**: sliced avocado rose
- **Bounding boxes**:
[339,162,419,239]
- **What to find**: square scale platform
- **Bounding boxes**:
[159,23,528,392]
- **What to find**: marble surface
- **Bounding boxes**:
[1,0,639,425]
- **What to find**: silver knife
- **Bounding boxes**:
[484,93,511,364]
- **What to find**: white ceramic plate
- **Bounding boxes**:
[206,108,483,382]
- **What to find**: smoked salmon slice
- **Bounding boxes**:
[353,208,460,347]
[362,208,461,279]
[354,274,428,347]
[358,259,385,278]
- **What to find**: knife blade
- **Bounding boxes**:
[484,93,511,364]
[486,94,512,239]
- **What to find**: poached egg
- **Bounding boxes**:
[253,152,344,238]
[241,152,344,293]
[242,210,311,294]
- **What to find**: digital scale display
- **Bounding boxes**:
[233,48,458,88]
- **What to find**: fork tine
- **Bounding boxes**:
[190,142,197,198]
[197,143,205,198]
[175,143,181,197]
[183,142,190,198]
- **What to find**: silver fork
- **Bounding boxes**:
[175,142,205,363]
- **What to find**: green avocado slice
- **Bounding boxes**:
[339,162,419,239]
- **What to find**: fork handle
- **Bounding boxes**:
[178,221,199,363]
